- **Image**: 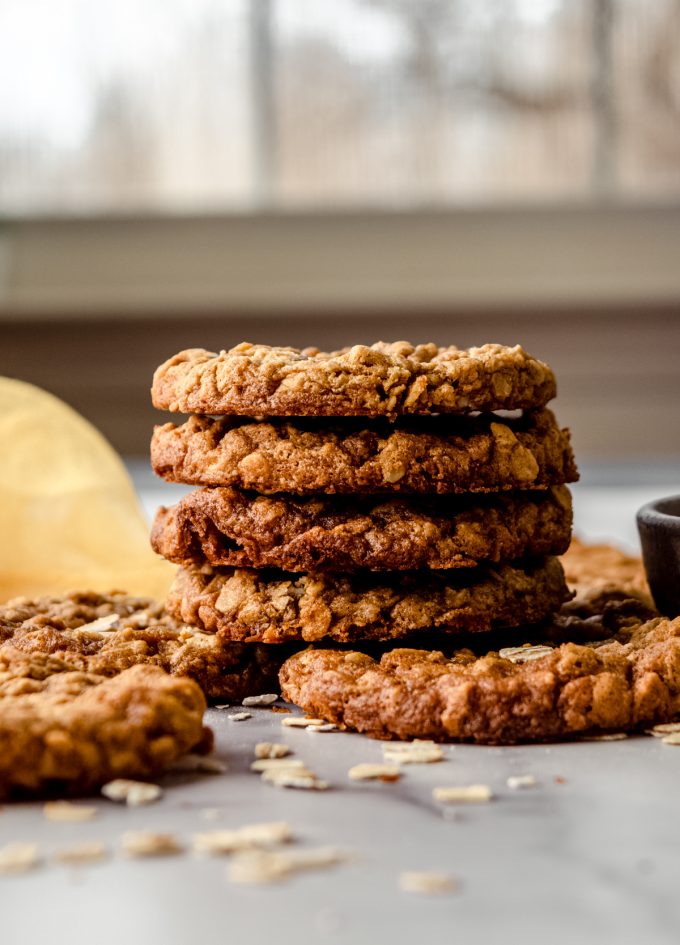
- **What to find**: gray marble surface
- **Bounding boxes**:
[3,711,680,945]
[2,476,680,945]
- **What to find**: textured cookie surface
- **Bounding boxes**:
[152,486,573,572]
[0,659,208,798]
[279,612,680,745]
[0,591,291,701]
[151,342,556,418]
[561,538,652,607]
[151,409,577,496]
[167,558,569,644]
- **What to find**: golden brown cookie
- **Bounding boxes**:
[278,613,680,745]
[151,342,556,418]
[0,658,209,798]
[167,557,569,644]
[0,591,292,701]
[151,486,573,572]
[151,409,577,496]
[561,537,652,606]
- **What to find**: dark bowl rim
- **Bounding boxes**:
[637,494,680,527]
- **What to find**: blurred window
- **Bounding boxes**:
[1,0,679,215]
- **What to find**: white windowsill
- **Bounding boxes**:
[1,202,679,318]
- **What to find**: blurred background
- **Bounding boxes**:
[0,0,679,472]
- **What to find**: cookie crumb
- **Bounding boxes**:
[255,742,291,759]
[43,800,98,822]
[102,779,162,806]
[399,871,458,895]
[348,763,401,782]
[194,821,292,855]
[506,774,537,790]
[54,842,107,865]
[121,832,182,857]
[242,694,279,707]
[0,843,39,875]
[433,785,493,804]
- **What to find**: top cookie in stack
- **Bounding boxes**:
[150,342,578,645]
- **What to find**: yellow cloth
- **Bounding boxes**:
[0,377,173,602]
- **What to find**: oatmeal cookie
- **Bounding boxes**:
[561,538,652,606]
[278,612,680,745]
[0,591,292,701]
[0,658,209,798]
[166,557,569,644]
[151,409,577,496]
[151,342,556,418]
[151,486,573,572]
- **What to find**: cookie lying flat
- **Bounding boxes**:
[0,658,208,798]
[152,486,573,572]
[279,613,680,745]
[151,409,577,497]
[151,342,556,418]
[0,591,291,701]
[561,538,652,607]
[167,558,569,644]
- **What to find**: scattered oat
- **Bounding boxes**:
[168,754,227,774]
[506,774,537,790]
[251,758,309,774]
[0,843,39,875]
[101,779,162,806]
[399,871,458,895]
[228,846,346,885]
[54,842,107,865]
[584,732,628,742]
[433,785,493,804]
[194,821,293,855]
[78,614,120,633]
[255,742,291,760]
[649,722,680,737]
[202,808,221,821]
[242,693,279,707]
[383,741,444,764]
[43,800,98,822]
[121,832,182,857]
[662,733,680,746]
[228,712,252,722]
[213,704,230,709]
[306,723,338,733]
[499,644,553,664]
[262,770,329,791]
[281,717,325,729]
[348,763,401,782]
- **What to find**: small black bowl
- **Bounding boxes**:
[637,494,680,617]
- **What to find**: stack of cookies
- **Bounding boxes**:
[149,341,578,686]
